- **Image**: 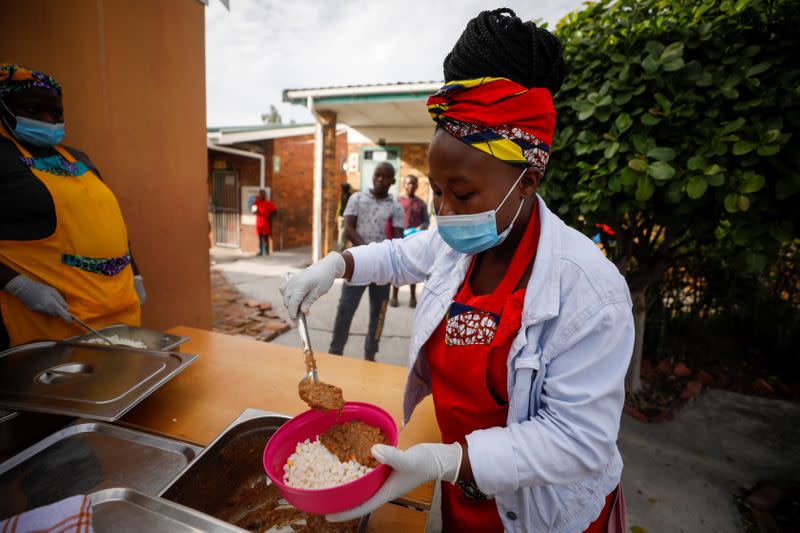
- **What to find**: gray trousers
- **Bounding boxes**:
[329,283,390,361]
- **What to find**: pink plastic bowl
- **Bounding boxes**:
[263,401,398,515]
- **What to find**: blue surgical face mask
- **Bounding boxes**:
[0,99,64,147]
[435,167,527,255]
[13,116,64,147]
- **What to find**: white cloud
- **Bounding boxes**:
[205,0,586,126]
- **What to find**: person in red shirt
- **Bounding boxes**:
[252,189,276,255]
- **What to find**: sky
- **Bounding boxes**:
[205,0,587,127]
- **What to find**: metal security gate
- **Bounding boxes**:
[212,170,240,247]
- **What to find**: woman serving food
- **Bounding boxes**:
[281,9,633,532]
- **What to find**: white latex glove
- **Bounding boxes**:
[4,275,71,322]
[133,275,146,305]
[327,442,463,522]
[280,252,345,319]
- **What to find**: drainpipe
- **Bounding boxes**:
[207,142,265,189]
[307,96,324,263]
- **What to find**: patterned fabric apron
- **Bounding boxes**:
[0,128,140,346]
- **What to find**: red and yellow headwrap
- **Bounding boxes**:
[426,77,556,174]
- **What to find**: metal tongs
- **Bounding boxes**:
[285,273,319,385]
[70,314,114,345]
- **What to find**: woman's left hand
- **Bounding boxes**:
[326,442,463,522]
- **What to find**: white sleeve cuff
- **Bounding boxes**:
[466,426,519,496]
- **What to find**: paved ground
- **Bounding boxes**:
[212,247,800,533]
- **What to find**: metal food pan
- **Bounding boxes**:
[67,324,190,352]
[160,408,369,533]
[90,487,244,532]
[0,341,197,421]
[0,419,202,520]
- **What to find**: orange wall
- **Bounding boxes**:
[0,1,212,330]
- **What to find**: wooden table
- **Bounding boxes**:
[121,326,441,531]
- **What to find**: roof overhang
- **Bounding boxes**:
[207,124,317,145]
[283,82,442,143]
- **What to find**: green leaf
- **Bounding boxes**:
[636,174,655,201]
[604,142,620,159]
[596,95,613,107]
[641,114,661,126]
[577,108,595,121]
[746,62,771,78]
[628,158,649,172]
[608,175,622,192]
[654,93,671,113]
[738,251,767,274]
[615,113,633,133]
[720,117,746,135]
[665,181,682,203]
[760,129,781,144]
[620,167,640,186]
[740,173,765,193]
[642,55,659,74]
[733,140,757,155]
[695,72,713,86]
[687,155,706,170]
[649,161,676,181]
[724,193,740,213]
[686,176,708,199]
[662,58,685,72]
[659,42,684,62]
[647,147,676,161]
[738,195,750,211]
[704,164,722,175]
[707,173,725,187]
[645,41,665,57]
[757,144,780,156]
[631,135,649,154]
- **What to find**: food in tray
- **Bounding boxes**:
[283,420,389,489]
[217,474,359,532]
[83,335,148,349]
[298,380,345,411]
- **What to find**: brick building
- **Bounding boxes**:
[207,124,347,253]
[208,82,443,258]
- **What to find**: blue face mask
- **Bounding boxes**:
[435,167,527,255]
[13,115,65,147]
[1,99,64,147]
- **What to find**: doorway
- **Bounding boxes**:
[212,170,240,247]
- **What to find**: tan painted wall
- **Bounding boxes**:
[0,1,212,330]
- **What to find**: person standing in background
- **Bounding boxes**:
[252,189,276,256]
[390,175,429,308]
[336,183,353,251]
[325,162,403,361]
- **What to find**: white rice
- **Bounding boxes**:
[84,335,148,349]
[283,438,370,489]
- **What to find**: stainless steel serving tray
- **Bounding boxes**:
[0,340,197,420]
[160,408,369,533]
[90,488,244,532]
[0,419,202,520]
[67,324,190,352]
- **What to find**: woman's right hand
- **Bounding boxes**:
[280,252,346,320]
[4,275,72,322]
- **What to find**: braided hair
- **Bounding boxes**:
[443,8,566,95]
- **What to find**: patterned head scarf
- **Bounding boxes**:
[0,64,62,98]
[426,77,556,175]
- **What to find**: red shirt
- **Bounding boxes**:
[254,199,276,235]
[398,195,428,229]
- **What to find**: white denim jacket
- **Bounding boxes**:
[348,195,634,533]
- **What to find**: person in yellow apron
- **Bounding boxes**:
[0,64,143,349]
